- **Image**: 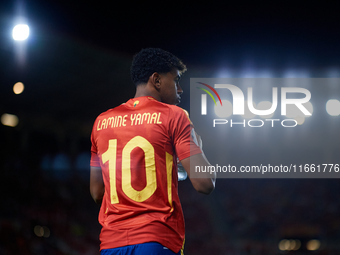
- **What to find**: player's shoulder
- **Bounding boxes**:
[158,103,192,125]
[170,105,189,118]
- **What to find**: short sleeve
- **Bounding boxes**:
[90,121,101,167]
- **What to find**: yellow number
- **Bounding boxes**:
[122,136,156,202]
[101,136,173,205]
[102,139,119,204]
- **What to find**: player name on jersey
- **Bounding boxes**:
[97,112,162,131]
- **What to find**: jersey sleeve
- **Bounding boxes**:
[170,107,202,161]
[90,119,101,167]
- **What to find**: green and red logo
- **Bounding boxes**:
[197,82,223,107]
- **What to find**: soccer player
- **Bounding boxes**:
[90,48,216,255]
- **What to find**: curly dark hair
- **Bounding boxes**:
[131,48,187,86]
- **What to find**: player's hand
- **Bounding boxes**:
[177,158,188,181]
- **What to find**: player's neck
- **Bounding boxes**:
[134,83,160,101]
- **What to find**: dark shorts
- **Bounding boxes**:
[100,242,182,255]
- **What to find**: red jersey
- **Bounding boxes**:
[90,96,202,253]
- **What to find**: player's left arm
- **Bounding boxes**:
[90,166,105,205]
[181,130,216,194]
[173,108,216,194]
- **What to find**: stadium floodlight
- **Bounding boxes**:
[214,99,232,118]
[12,24,29,41]
[1,113,19,127]
[13,82,25,94]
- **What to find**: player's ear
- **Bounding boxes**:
[150,72,161,90]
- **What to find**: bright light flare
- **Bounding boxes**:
[326,99,340,116]
[214,100,232,118]
[34,225,50,238]
[278,239,290,251]
[306,239,321,251]
[295,115,305,125]
[242,101,256,119]
[13,82,25,94]
[285,101,313,125]
[278,239,301,251]
[12,24,29,41]
[1,113,19,127]
[286,102,313,118]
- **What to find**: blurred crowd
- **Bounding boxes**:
[1,150,340,255]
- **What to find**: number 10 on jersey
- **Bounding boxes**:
[101,136,173,206]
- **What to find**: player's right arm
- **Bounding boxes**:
[90,116,105,205]
[90,166,105,205]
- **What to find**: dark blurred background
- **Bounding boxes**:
[1,1,340,254]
